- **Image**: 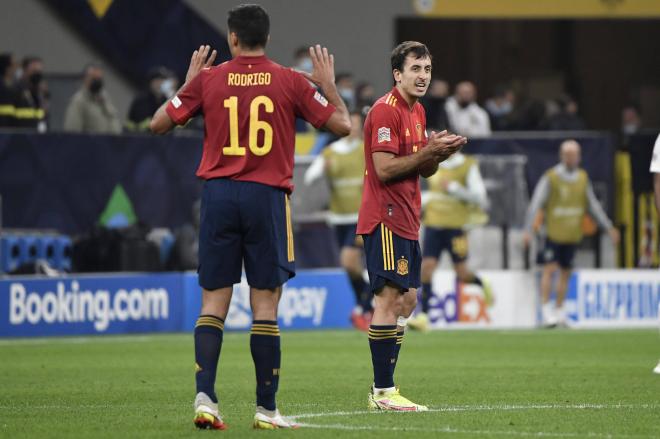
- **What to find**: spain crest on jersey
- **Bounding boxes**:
[396,257,409,275]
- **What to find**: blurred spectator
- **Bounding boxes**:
[621,104,642,144]
[64,63,121,134]
[514,98,547,130]
[293,46,313,75]
[356,81,375,114]
[546,94,585,131]
[445,81,491,137]
[0,53,20,128]
[294,47,313,132]
[420,78,450,131]
[126,67,177,132]
[336,72,356,111]
[485,84,515,131]
[17,56,48,132]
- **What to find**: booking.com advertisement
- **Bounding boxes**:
[0,270,355,337]
[0,273,184,337]
[564,270,660,328]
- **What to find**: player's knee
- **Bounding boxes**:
[402,293,417,316]
[340,249,361,274]
[375,289,403,316]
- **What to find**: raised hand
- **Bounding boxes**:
[299,45,335,88]
[186,45,217,84]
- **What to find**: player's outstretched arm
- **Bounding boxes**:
[300,45,351,137]
[150,45,217,135]
[373,131,466,182]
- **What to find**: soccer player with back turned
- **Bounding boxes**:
[150,4,350,429]
[357,41,466,411]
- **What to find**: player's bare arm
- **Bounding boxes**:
[300,45,351,137]
[373,131,466,182]
[150,45,217,135]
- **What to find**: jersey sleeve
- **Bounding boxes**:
[369,104,400,154]
[166,72,203,125]
[650,134,660,173]
[291,71,335,129]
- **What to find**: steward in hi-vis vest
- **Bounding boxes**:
[523,139,619,328]
[409,152,491,332]
[304,112,373,330]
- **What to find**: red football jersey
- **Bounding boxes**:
[357,87,428,240]
[166,55,335,192]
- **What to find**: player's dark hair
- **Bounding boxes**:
[391,41,431,73]
[227,4,270,49]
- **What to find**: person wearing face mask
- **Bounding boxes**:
[522,140,619,328]
[445,81,491,137]
[63,63,122,134]
[485,84,515,131]
[127,67,177,132]
[335,72,356,112]
[16,56,48,132]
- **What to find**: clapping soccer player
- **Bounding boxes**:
[150,4,350,429]
[357,41,466,411]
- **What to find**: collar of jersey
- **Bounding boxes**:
[233,55,268,65]
[390,87,416,112]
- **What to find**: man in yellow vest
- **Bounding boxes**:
[523,139,619,327]
[304,111,373,330]
[408,151,490,331]
[649,133,660,374]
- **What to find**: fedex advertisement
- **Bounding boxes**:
[565,270,660,328]
[428,270,537,329]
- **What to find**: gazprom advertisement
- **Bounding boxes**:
[565,270,660,328]
[0,270,355,337]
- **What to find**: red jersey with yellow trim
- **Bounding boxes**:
[357,87,427,240]
[166,55,335,192]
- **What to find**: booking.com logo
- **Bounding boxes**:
[427,282,491,324]
[9,281,169,332]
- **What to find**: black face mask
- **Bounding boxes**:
[29,72,43,87]
[89,78,103,94]
[458,100,471,109]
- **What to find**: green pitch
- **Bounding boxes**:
[1,329,659,438]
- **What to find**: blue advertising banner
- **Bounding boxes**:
[181,270,355,331]
[563,270,660,328]
[1,270,355,337]
[0,273,184,337]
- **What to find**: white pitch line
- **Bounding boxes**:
[296,422,643,438]
[290,403,660,420]
[0,335,161,346]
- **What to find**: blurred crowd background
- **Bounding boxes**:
[0,0,659,274]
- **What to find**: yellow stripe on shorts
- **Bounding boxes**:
[381,224,395,271]
[285,195,294,262]
[381,224,389,270]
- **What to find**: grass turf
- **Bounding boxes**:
[1,329,659,438]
